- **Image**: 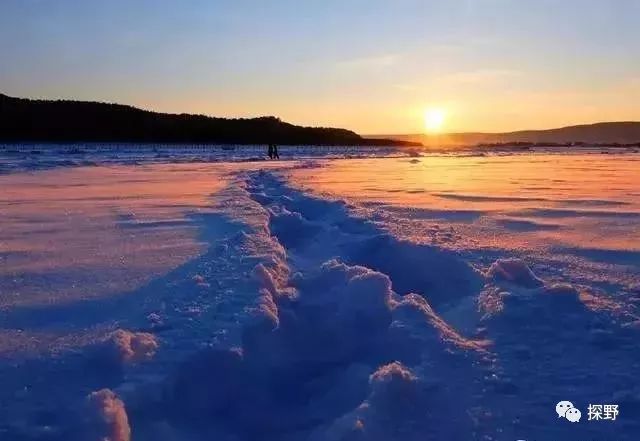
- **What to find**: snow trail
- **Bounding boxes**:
[2,158,639,441]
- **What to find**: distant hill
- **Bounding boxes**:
[0,94,418,146]
[371,122,640,147]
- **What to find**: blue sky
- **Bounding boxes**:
[1,0,638,133]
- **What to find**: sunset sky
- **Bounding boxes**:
[1,0,639,134]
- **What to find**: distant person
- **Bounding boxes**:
[267,143,273,159]
[273,144,279,159]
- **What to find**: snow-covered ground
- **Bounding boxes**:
[1,150,639,440]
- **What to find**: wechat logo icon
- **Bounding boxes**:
[556,401,581,422]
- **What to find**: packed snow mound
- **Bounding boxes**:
[251,258,292,299]
[242,288,281,360]
[485,258,544,288]
[164,347,249,420]
[544,282,580,297]
[100,329,159,365]
[314,362,427,441]
[283,193,350,223]
[339,267,393,327]
[244,259,396,368]
[477,286,508,318]
[292,259,372,294]
[477,257,640,440]
[368,361,418,407]
[86,389,130,441]
[292,259,393,329]
[541,282,585,309]
[346,234,483,306]
[480,259,588,319]
[154,258,485,440]
[267,205,322,248]
[391,293,485,353]
[478,284,586,321]
[255,287,280,328]
[78,255,483,439]
[250,257,476,374]
[252,263,282,297]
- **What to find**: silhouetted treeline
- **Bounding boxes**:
[373,121,640,147]
[0,94,419,146]
[476,141,640,148]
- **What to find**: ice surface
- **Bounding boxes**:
[0,143,402,174]
[1,151,639,440]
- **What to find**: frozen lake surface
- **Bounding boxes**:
[1,150,639,440]
[0,144,402,174]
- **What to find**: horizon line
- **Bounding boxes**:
[4,92,639,137]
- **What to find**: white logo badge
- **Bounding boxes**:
[556,401,581,422]
[556,401,574,418]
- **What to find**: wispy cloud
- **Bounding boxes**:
[392,68,522,94]
[336,53,401,71]
[441,68,522,85]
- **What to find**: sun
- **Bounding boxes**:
[424,108,446,133]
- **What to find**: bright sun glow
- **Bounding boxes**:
[424,108,446,133]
